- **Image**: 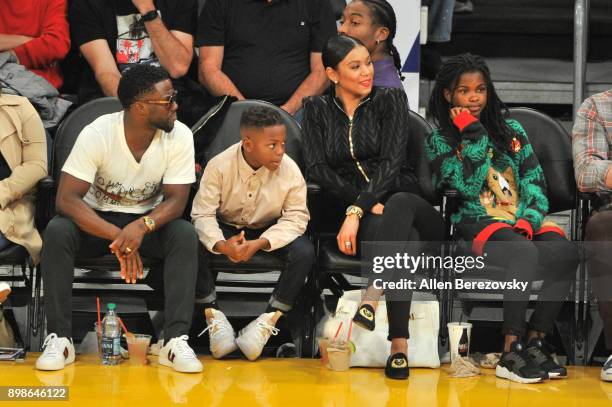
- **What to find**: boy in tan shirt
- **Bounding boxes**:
[191,106,313,361]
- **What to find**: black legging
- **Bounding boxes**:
[483,228,579,336]
[584,209,612,350]
[357,192,445,339]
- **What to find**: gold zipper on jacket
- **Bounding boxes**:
[333,98,371,182]
[348,118,370,182]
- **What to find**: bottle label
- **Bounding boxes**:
[113,337,120,356]
[102,337,114,357]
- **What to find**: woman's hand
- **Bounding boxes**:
[371,203,384,215]
[337,214,360,256]
[450,107,470,120]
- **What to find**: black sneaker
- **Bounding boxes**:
[525,338,567,379]
[496,341,548,384]
[385,352,409,380]
[353,304,375,331]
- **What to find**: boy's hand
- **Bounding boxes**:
[216,231,245,262]
[234,238,269,262]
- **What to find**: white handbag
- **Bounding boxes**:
[321,290,440,368]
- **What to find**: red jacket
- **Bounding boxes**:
[0,0,70,89]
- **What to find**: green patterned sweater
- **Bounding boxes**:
[425,112,556,242]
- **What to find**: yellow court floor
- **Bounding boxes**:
[0,354,611,406]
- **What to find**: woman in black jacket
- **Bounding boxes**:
[302,35,444,379]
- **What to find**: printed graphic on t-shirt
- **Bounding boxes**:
[116,13,160,68]
[89,175,162,207]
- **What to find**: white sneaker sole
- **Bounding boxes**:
[495,365,544,384]
[211,341,237,359]
[158,355,203,373]
[602,370,612,382]
[235,336,262,361]
[35,355,75,371]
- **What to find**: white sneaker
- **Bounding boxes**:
[159,335,203,373]
[602,355,612,382]
[198,309,237,359]
[235,313,279,361]
[35,334,75,371]
[0,282,10,304]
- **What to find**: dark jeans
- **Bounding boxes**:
[483,228,578,337]
[196,223,314,312]
[359,192,445,339]
[585,209,612,350]
[41,213,198,340]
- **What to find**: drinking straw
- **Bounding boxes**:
[96,297,101,327]
[347,320,353,341]
[118,317,133,337]
[333,321,344,342]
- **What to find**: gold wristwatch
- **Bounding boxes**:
[143,216,155,233]
[345,205,364,219]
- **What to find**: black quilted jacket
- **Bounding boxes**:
[302,87,419,211]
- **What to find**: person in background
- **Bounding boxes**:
[69,0,196,110]
[338,0,403,89]
[421,0,455,80]
[0,0,70,90]
[0,92,47,263]
[572,89,612,383]
[196,0,336,119]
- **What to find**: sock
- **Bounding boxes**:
[204,300,219,310]
[265,304,281,313]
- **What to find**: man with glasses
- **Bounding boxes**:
[69,0,197,110]
[36,64,202,373]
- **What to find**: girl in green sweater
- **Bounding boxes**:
[426,54,578,384]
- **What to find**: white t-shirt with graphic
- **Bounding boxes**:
[62,111,195,214]
[116,12,158,67]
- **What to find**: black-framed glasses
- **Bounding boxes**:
[139,90,178,108]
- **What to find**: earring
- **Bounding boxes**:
[376,39,380,45]
[333,80,338,84]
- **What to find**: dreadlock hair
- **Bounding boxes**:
[428,53,515,153]
[355,0,404,81]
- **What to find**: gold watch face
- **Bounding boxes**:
[144,217,155,230]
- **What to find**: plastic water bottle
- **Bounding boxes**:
[101,303,121,365]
